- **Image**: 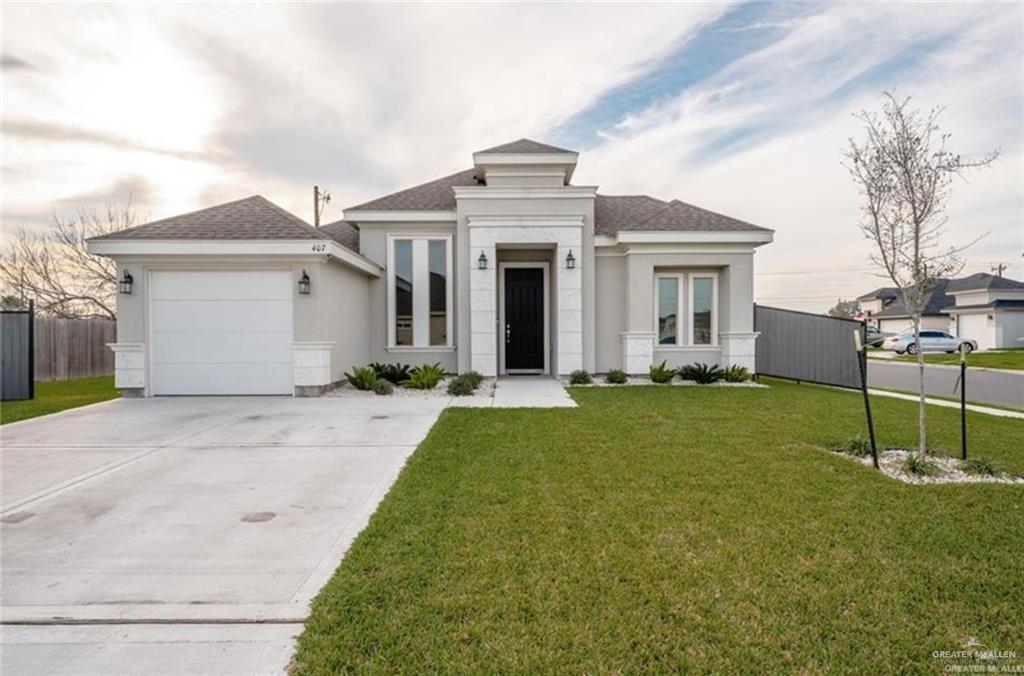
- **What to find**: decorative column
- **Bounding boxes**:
[720,332,758,371]
[469,244,498,376]
[620,252,655,374]
[293,341,335,396]
[108,342,145,396]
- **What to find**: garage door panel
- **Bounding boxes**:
[150,271,292,301]
[151,299,292,333]
[153,363,293,396]
[152,331,293,365]
[150,271,293,396]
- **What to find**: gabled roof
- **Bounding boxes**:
[318,220,359,252]
[346,168,479,211]
[90,195,324,241]
[873,279,954,319]
[947,272,1024,293]
[475,138,576,154]
[943,299,1024,313]
[594,195,770,235]
[857,287,900,302]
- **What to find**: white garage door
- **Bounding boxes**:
[150,270,293,395]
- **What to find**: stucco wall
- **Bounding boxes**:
[300,259,371,380]
[878,315,951,334]
[358,222,458,371]
[594,255,626,371]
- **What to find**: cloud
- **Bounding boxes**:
[1,53,36,71]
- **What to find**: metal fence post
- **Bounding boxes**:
[855,329,879,469]
[960,342,967,460]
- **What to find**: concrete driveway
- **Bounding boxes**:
[0,395,448,675]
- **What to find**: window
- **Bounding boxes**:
[654,272,718,346]
[388,235,452,348]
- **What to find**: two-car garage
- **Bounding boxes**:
[149,270,294,395]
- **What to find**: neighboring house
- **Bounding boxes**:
[856,287,899,326]
[862,279,955,335]
[87,138,773,396]
[944,273,1024,351]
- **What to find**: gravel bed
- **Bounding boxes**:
[837,448,1024,485]
[564,377,767,388]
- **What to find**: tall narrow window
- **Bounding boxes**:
[657,277,678,345]
[428,240,447,346]
[691,276,714,345]
[389,236,452,348]
[394,240,413,346]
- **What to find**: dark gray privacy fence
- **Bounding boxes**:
[1,305,35,401]
[754,304,864,389]
[34,316,115,381]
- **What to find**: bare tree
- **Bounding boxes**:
[844,92,997,460]
[828,298,860,319]
[1,201,141,320]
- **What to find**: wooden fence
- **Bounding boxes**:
[33,316,116,381]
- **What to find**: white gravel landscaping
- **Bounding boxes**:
[325,377,496,400]
[838,448,1024,485]
[563,377,768,388]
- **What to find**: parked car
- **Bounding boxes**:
[865,325,889,347]
[882,330,977,355]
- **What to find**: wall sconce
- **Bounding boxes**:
[565,249,576,269]
[118,269,134,294]
[298,270,311,295]
[478,251,488,270]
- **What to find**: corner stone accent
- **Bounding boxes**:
[620,332,655,374]
[293,342,335,388]
[108,342,145,389]
[720,331,759,371]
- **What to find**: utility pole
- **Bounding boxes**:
[313,186,331,228]
[991,263,1007,277]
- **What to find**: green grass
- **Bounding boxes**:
[295,381,1024,674]
[893,349,1024,370]
[0,376,119,425]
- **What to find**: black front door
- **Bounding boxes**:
[504,267,545,371]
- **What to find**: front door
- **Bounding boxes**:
[503,267,545,372]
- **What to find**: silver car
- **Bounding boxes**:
[883,329,977,355]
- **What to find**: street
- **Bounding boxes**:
[867,359,1023,409]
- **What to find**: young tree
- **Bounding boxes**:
[0,201,140,320]
[844,92,997,460]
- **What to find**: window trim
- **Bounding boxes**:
[653,271,719,347]
[688,272,719,347]
[386,233,453,349]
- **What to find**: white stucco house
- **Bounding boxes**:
[87,139,773,396]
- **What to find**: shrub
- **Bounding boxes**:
[569,370,592,385]
[845,435,873,457]
[723,365,751,383]
[460,371,485,389]
[402,362,446,390]
[649,361,676,384]
[605,369,627,385]
[447,376,475,396]
[962,457,999,476]
[345,366,378,391]
[680,363,725,384]
[902,454,938,476]
[370,362,412,385]
[371,379,394,396]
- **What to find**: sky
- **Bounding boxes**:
[3,1,1022,312]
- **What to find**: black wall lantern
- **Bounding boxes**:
[298,270,311,295]
[478,251,489,270]
[118,269,134,294]
[565,249,576,269]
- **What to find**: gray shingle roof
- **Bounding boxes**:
[318,219,359,252]
[476,138,576,154]
[91,195,324,241]
[874,279,954,318]
[594,195,770,235]
[857,287,900,302]
[946,272,1024,292]
[943,299,1024,312]
[346,168,479,211]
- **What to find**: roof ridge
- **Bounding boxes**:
[252,195,320,235]
[107,194,263,236]
[346,167,478,211]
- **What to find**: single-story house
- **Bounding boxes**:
[861,279,955,334]
[87,138,773,396]
[944,273,1024,351]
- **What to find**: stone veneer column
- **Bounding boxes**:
[109,342,145,394]
[720,332,758,371]
[293,341,335,396]
[469,243,498,376]
[556,242,583,374]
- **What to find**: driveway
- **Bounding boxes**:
[0,395,448,675]
[867,359,1024,409]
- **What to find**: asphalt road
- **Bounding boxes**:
[867,359,1023,409]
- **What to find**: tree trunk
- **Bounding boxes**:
[913,315,927,459]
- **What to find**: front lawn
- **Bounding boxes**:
[894,348,1024,371]
[0,376,119,425]
[295,380,1024,673]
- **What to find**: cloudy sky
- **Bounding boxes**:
[3,1,1021,311]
